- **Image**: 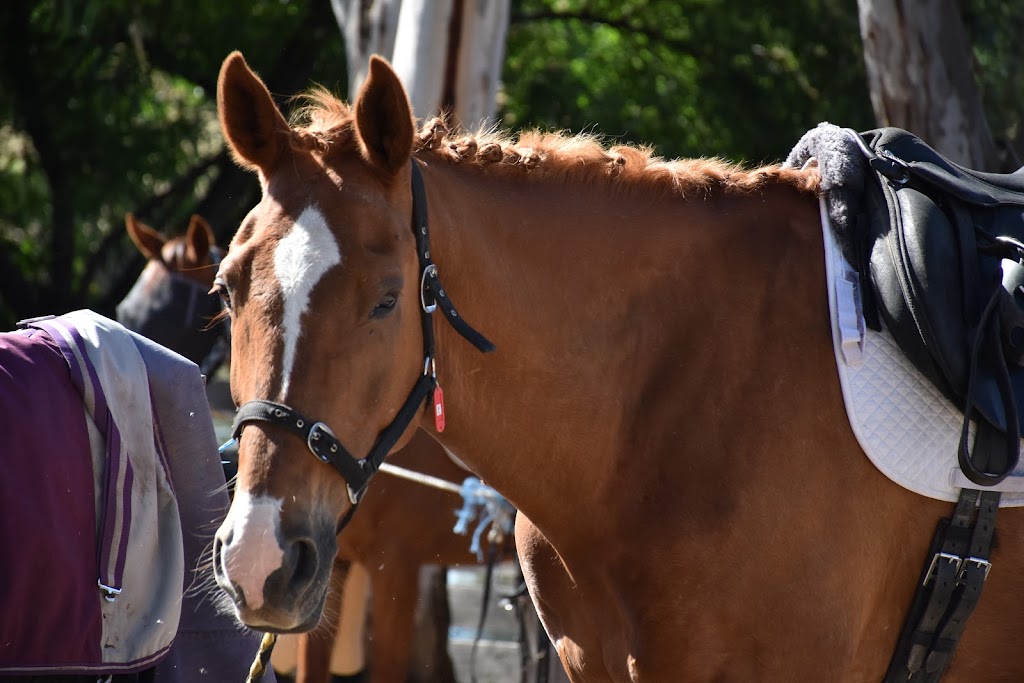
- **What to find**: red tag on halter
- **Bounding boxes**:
[433,385,446,432]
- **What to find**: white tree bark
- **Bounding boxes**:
[857,0,999,169]
[331,0,403,102]
[324,4,514,680]
[449,0,510,129]
[331,0,509,125]
[390,0,456,119]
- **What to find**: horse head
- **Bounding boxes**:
[116,213,227,375]
[211,52,430,632]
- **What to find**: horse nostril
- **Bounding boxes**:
[288,538,318,593]
[212,535,233,580]
[212,535,226,579]
[211,535,247,604]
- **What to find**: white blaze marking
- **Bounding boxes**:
[219,491,284,611]
[273,205,341,397]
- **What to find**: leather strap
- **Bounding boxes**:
[232,400,371,495]
[411,160,496,354]
[957,281,1020,485]
[905,489,977,676]
[885,488,1000,683]
[923,491,999,678]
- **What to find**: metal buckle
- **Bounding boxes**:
[923,552,962,586]
[995,235,1024,263]
[420,264,438,313]
[957,556,993,584]
[307,422,335,463]
[877,149,911,185]
[98,580,122,603]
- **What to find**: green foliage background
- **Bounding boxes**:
[0,0,1020,328]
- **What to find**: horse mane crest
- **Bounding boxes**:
[290,88,820,197]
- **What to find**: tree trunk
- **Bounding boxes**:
[327,5,532,680]
[857,0,1002,170]
[331,0,403,103]
[331,0,509,127]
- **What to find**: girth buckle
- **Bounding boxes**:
[923,552,962,586]
[956,556,992,584]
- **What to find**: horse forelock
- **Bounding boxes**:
[287,88,821,199]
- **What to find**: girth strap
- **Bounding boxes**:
[885,488,1000,682]
[904,490,978,676]
[924,490,999,678]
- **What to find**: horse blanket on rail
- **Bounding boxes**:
[0,310,272,681]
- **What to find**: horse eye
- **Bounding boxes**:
[370,294,397,319]
[212,278,232,310]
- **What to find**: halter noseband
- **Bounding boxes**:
[231,160,494,507]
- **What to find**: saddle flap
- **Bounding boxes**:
[866,178,970,403]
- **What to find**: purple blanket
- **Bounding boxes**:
[0,311,272,682]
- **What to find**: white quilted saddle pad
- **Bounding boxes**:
[820,197,1024,505]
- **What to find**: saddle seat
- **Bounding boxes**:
[790,124,1024,487]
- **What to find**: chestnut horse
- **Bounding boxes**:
[115,216,519,683]
[210,50,1024,682]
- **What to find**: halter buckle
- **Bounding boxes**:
[307,422,336,463]
[420,264,438,313]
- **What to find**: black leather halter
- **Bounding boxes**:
[231,160,494,506]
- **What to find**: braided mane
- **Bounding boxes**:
[290,88,820,198]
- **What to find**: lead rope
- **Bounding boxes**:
[246,632,277,683]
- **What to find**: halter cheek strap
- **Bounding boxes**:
[231,159,494,509]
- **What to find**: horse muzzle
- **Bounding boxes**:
[213,491,337,632]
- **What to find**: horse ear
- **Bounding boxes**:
[217,51,291,174]
[185,214,215,263]
[125,213,165,261]
[353,55,415,174]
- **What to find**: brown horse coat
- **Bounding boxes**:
[211,52,1024,682]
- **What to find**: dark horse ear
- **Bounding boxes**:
[217,51,291,174]
[185,214,215,264]
[354,55,415,175]
[125,213,165,262]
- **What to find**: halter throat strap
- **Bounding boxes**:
[412,160,495,355]
[232,158,494,504]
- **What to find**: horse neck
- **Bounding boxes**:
[417,163,694,539]
[417,158,825,552]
